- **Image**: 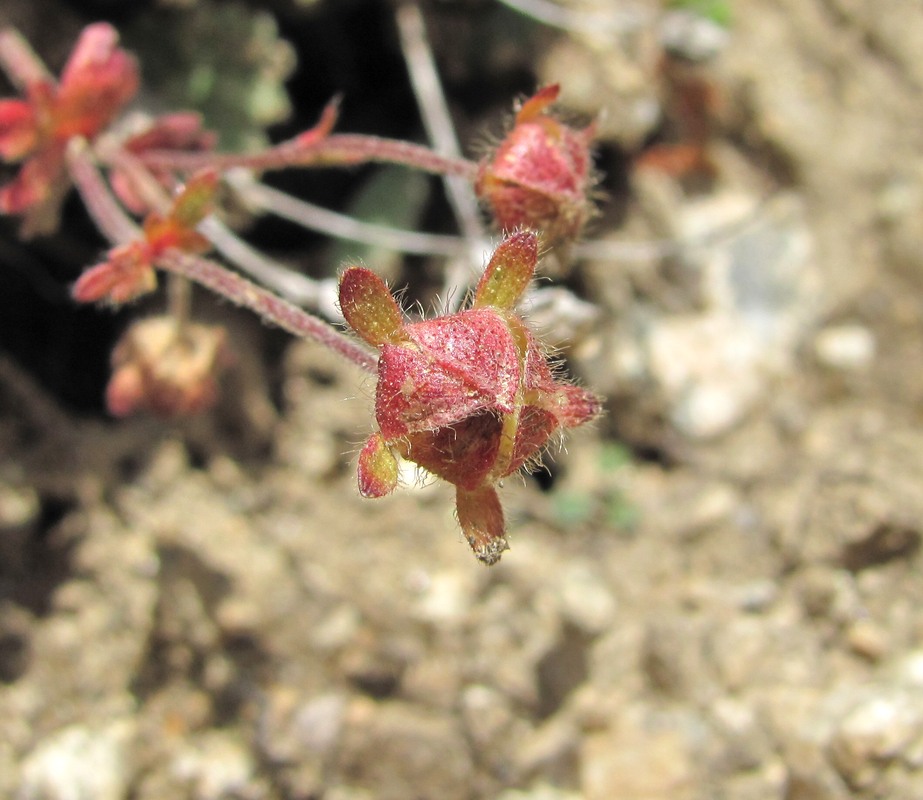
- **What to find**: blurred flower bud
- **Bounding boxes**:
[0,23,138,235]
[476,85,596,248]
[106,316,229,418]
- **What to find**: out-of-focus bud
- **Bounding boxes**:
[73,171,217,306]
[0,23,139,235]
[106,316,229,418]
[475,85,596,248]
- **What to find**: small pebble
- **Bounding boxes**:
[813,325,875,370]
[18,721,133,800]
[829,692,923,789]
[845,619,889,662]
[555,562,618,635]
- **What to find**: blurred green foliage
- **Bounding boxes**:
[668,0,732,27]
[126,1,295,150]
[549,443,639,533]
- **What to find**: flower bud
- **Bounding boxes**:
[339,231,601,564]
[476,85,596,248]
[106,316,229,418]
[0,23,138,235]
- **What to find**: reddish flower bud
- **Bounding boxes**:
[339,231,601,565]
[73,171,217,306]
[106,316,229,418]
[72,242,158,306]
[476,85,596,248]
[112,112,217,214]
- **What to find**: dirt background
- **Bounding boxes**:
[3,1,923,798]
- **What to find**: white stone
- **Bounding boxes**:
[813,325,875,370]
[18,721,133,800]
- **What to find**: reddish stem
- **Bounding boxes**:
[136,134,479,180]
[66,138,140,244]
[158,252,378,374]
[0,26,53,90]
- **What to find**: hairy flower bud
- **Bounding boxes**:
[339,231,600,565]
[476,85,596,248]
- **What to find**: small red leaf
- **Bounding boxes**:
[295,96,340,147]
[516,84,560,124]
[72,245,157,305]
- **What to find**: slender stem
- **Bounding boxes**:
[158,252,378,374]
[167,273,192,336]
[0,26,53,91]
[571,193,775,262]
[232,175,471,258]
[66,138,139,245]
[68,138,376,372]
[106,146,173,214]
[395,3,484,246]
[198,215,334,312]
[136,134,479,180]
[395,2,488,308]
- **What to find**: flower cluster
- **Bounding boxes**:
[0,22,605,565]
[339,231,600,564]
[0,23,138,235]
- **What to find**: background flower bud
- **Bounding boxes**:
[106,316,229,418]
[475,85,596,248]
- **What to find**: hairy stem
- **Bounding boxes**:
[158,252,378,374]
[198,215,336,312]
[0,26,53,90]
[66,138,140,244]
[68,138,376,372]
[136,134,479,180]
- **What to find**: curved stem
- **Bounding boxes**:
[68,137,376,373]
[66,138,140,244]
[395,1,487,307]
[232,176,470,258]
[198,215,336,312]
[136,134,479,180]
[158,252,378,374]
[395,3,484,246]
